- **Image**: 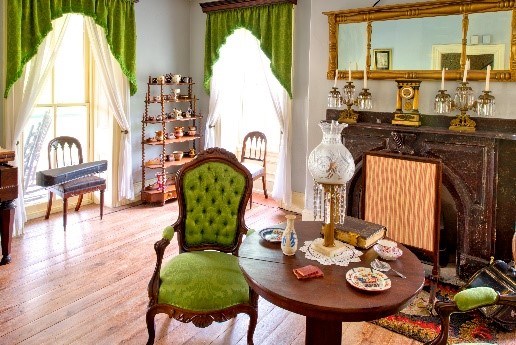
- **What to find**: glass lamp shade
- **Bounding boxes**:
[308,120,355,185]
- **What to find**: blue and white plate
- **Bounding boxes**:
[259,227,285,243]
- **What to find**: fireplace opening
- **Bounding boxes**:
[439,186,458,268]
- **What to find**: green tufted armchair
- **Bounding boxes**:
[146,147,258,345]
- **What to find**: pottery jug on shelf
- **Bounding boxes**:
[174,127,184,137]
[281,215,298,256]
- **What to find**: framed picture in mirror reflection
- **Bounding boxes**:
[373,49,392,70]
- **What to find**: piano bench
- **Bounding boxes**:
[45,177,106,231]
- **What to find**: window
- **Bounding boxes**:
[23,15,91,207]
[213,29,284,192]
[216,29,281,153]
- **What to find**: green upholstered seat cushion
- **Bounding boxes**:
[453,287,498,311]
[182,162,246,247]
[158,251,250,311]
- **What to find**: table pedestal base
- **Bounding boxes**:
[306,317,342,345]
[0,201,15,265]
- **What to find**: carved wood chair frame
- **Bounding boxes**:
[425,293,516,345]
[146,147,258,345]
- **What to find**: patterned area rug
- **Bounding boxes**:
[372,279,514,344]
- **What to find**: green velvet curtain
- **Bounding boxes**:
[4,0,137,98]
[204,3,293,98]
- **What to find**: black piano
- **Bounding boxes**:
[0,148,17,265]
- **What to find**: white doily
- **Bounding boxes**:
[299,240,363,266]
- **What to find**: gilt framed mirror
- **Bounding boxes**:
[324,0,515,82]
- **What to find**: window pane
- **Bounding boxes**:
[56,106,89,160]
[54,15,85,103]
[23,107,55,205]
[37,76,52,105]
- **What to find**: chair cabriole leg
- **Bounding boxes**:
[146,308,157,345]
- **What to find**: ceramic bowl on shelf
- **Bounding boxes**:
[172,151,183,161]
[187,131,196,136]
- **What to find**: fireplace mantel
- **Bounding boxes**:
[327,110,516,279]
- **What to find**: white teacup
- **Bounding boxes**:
[172,74,182,83]
[377,239,397,252]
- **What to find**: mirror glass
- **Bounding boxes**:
[466,11,511,70]
[338,22,367,70]
[327,1,515,81]
[369,15,462,71]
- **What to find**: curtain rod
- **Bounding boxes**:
[200,0,297,13]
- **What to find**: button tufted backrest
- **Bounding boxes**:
[182,161,247,247]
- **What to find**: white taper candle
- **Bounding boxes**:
[463,59,470,83]
[441,68,445,90]
[485,65,491,91]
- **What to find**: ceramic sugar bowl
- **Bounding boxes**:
[373,239,403,260]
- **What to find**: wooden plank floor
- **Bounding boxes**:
[0,194,500,345]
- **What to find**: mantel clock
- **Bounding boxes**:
[392,80,422,127]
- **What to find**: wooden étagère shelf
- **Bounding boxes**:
[140,76,203,206]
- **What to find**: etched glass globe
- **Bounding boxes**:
[307,120,355,185]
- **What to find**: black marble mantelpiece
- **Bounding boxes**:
[326,110,516,279]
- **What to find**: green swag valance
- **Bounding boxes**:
[4,0,137,98]
[204,3,293,98]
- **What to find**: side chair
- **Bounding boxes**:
[240,131,268,208]
[44,136,105,231]
[146,147,258,345]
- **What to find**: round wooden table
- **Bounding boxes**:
[238,221,425,345]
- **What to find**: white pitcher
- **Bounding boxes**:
[281,215,298,256]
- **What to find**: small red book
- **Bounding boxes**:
[293,265,324,280]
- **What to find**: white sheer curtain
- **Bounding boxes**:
[259,51,292,206]
[84,17,134,200]
[204,29,291,205]
[204,75,224,148]
[4,16,70,235]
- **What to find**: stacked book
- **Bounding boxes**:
[322,216,387,249]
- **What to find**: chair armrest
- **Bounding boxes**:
[147,227,174,305]
[498,293,516,307]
